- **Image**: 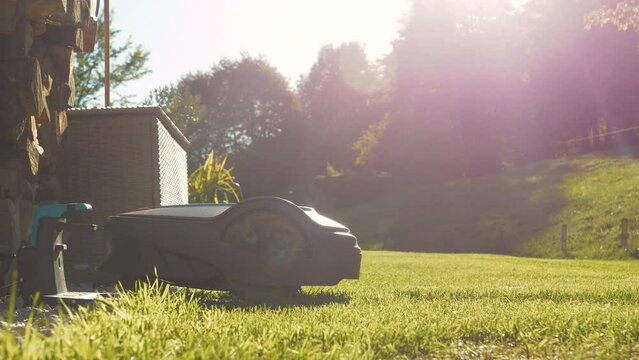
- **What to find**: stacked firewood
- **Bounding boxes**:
[0,0,98,280]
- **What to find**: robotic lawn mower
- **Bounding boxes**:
[19,197,361,302]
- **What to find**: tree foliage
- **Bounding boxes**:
[353,115,390,168]
[375,0,530,179]
[74,11,150,107]
[156,0,639,201]
[145,83,204,133]
[182,56,301,167]
[298,43,385,174]
[370,0,639,180]
[154,56,304,198]
[586,0,639,36]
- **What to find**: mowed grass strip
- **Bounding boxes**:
[2,251,639,359]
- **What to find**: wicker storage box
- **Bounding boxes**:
[58,106,189,279]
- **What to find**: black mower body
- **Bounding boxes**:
[101,197,361,291]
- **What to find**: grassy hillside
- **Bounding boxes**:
[332,154,639,259]
[2,251,638,358]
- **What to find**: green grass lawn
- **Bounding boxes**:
[2,251,639,359]
[333,153,639,259]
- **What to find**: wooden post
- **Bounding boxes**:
[621,218,629,249]
[561,224,568,257]
[104,0,110,107]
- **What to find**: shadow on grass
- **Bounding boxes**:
[191,288,351,310]
[332,160,581,255]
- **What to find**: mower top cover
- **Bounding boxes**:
[102,197,361,293]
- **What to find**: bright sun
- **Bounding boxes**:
[271,0,412,67]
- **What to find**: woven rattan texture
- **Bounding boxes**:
[157,119,188,206]
[59,115,153,270]
[58,110,188,275]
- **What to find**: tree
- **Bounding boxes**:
[376,0,518,179]
[298,43,385,175]
[145,83,204,133]
[182,56,302,167]
[352,115,390,168]
[74,11,150,107]
[169,56,305,198]
[370,0,639,180]
[586,0,639,37]
[524,0,639,154]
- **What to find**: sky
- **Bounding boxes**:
[108,0,412,103]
